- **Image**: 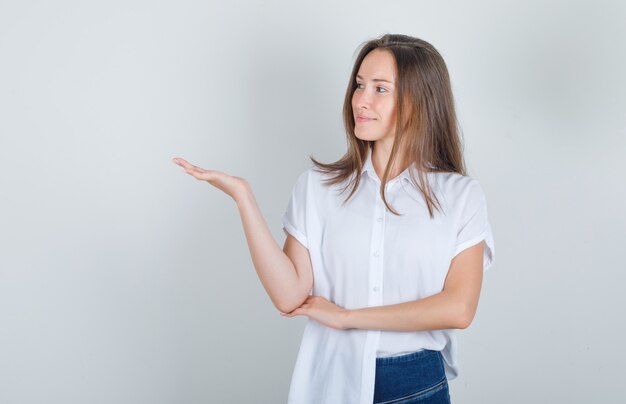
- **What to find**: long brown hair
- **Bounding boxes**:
[309,33,467,218]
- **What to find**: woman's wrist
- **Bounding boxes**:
[234,182,254,206]
[341,309,354,330]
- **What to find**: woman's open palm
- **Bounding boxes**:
[172,157,249,202]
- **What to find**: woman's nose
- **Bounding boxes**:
[354,89,371,109]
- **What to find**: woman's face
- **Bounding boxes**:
[351,49,398,144]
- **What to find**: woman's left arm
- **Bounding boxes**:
[280,241,485,331]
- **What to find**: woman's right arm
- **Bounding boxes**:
[172,157,313,314]
[236,190,313,313]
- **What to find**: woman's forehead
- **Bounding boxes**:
[358,50,396,82]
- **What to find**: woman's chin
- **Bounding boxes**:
[354,131,381,142]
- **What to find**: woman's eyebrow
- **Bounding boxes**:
[356,74,395,85]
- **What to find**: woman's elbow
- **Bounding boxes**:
[276,291,309,314]
[456,304,477,329]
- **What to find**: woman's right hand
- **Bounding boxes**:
[171,157,250,203]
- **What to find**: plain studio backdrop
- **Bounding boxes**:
[1,1,624,403]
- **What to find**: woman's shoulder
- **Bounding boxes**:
[422,171,487,209]
[291,165,359,200]
[291,166,322,187]
[296,165,346,184]
[287,166,332,194]
[427,171,483,193]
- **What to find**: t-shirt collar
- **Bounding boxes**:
[361,147,413,184]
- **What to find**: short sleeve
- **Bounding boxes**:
[281,170,309,249]
[453,180,496,272]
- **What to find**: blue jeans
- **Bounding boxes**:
[373,349,451,404]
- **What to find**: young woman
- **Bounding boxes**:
[172,33,495,404]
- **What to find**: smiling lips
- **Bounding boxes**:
[356,115,375,122]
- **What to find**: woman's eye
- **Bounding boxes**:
[355,83,387,93]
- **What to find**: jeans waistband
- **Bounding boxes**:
[375,349,439,366]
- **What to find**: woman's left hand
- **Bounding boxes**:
[280,296,350,330]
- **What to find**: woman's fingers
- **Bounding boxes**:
[173,157,212,179]
[173,158,207,173]
[172,157,192,168]
[171,156,250,202]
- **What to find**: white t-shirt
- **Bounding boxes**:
[281,148,495,404]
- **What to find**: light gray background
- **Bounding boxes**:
[1,0,624,403]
